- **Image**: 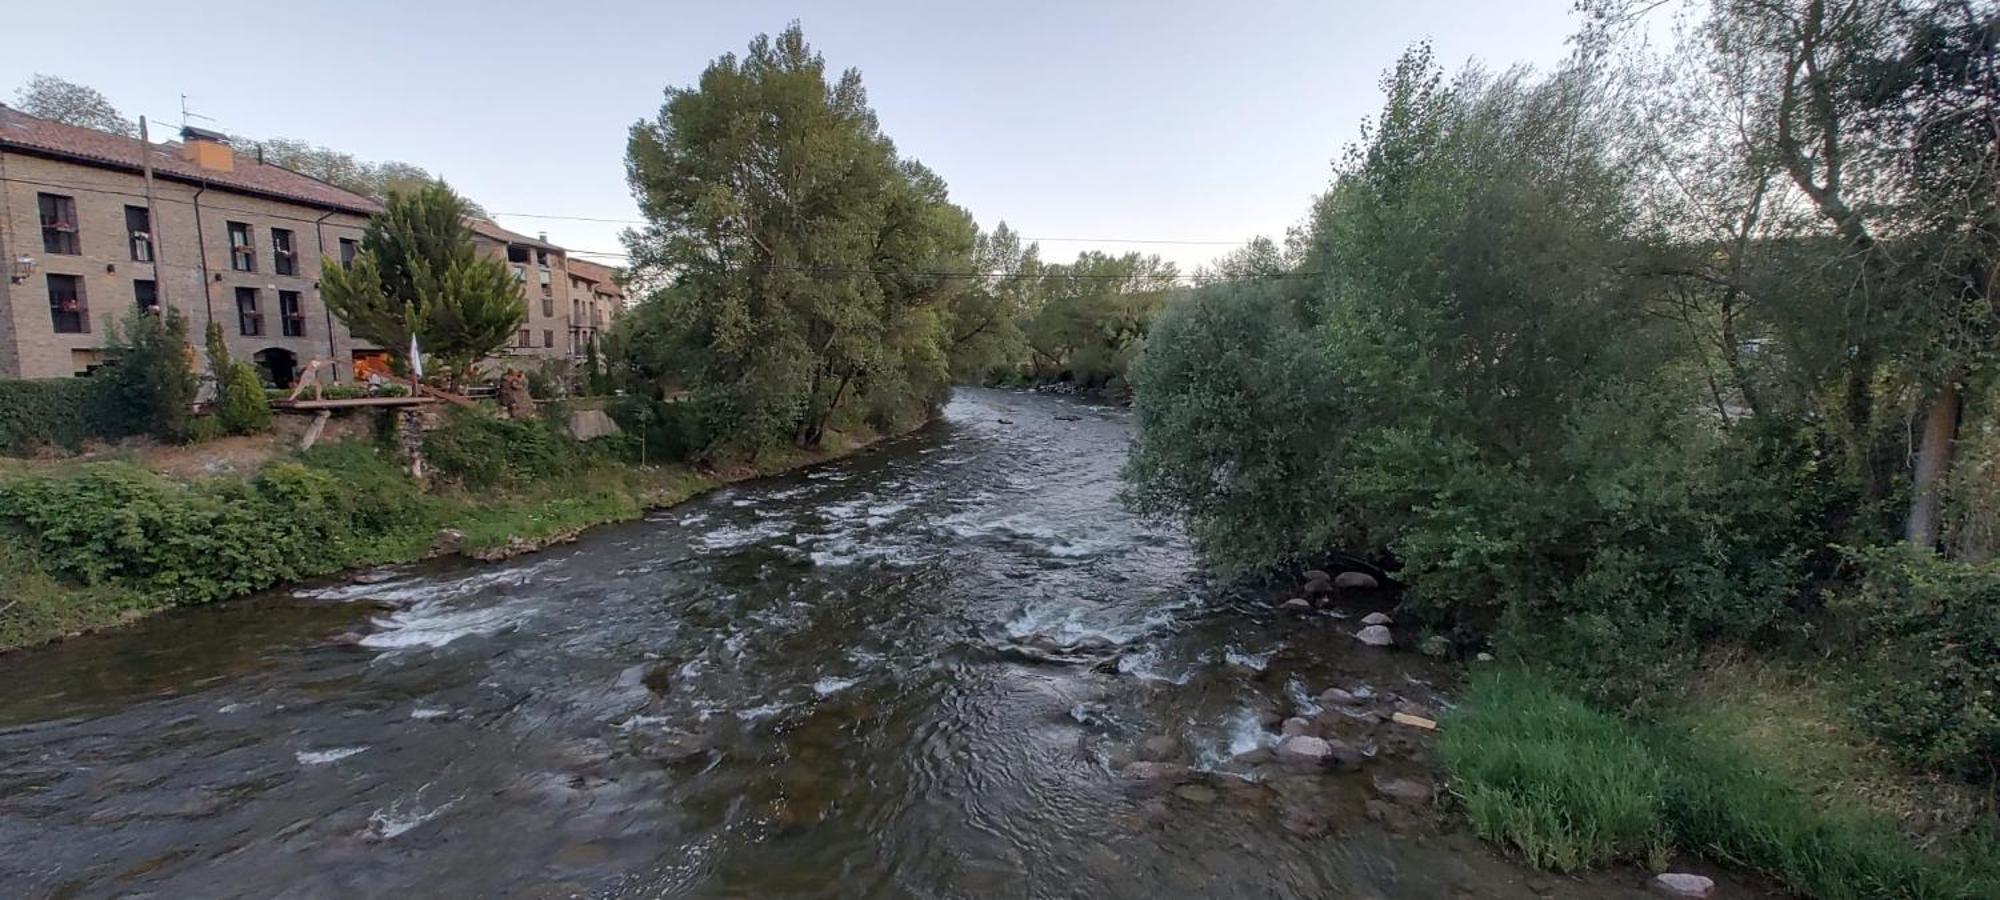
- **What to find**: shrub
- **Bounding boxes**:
[423,408,572,488]
[0,377,125,455]
[217,361,272,435]
[1841,546,2000,783]
[101,309,198,442]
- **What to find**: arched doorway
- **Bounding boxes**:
[254,347,298,389]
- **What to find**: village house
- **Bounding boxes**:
[0,105,381,385]
[0,104,626,386]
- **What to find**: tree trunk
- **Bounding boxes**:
[1905,380,1961,550]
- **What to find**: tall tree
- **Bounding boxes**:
[320,184,525,383]
[12,75,136,136]
[621,23,974,456]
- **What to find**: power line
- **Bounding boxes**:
[575,260,1315,284]
[489,211,1256,246]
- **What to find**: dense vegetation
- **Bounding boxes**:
[1120,0,1998,888]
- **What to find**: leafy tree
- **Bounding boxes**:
[946,223,1039,382]
[216,362,272,435]
[320,183,525,384]
[12,74,135,136]
[584,338,610,396]
[252,138,489,215]
[1022,251,1178,389]
[620,23,974,457]
[104,308,197,442]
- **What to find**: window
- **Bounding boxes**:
[227,221,255,271]
[134,279,159,313]
[126,206,154,262]
[339,238,359,269]
[538,268,552,285]
[38,194,80,255]
[511,265,526,283]
[236,287,262,336]
[271,228,296,276]
[541,294,554,317]
[507,245,531,264]
[543,329,554,348]
[535,249,549,267]
[279,290,305,337]
[47,274,87,333]
[517,329,532,348]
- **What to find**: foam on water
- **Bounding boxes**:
[1223,646,1275,672]
[297,746,368,766]
[812,676,858,697]
[360,599,536,651]
[366,790,460,841]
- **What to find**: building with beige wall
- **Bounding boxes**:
[564,256,626,358]
[470,219,575,364]
[0,105,382,385]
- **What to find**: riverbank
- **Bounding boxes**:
[0,420,911,652]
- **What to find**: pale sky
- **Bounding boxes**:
[5,1,1582,271]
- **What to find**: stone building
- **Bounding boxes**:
[563,256,627,358]
[0,104,381,384]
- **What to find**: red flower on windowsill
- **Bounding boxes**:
[57,299,82,312]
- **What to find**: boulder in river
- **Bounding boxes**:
[1138,734,1181,763]
[1334,571,1380,590]
[1120,761,1190,784]
[1279,717,1313,737]
[1355,625,1394,647]
[1280,597,1312,612]
[1372,775,1434,807]
[1302,574,1334,598]
[1317,688,1362,707]
[1360,612,1393,626]
[1275,734,1335,766]
[1651,873,1715,898]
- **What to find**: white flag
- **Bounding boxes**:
[409,333,424,380]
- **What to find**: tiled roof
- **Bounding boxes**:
[565,257,624,292]
[0,104,382,215]
[468,218,562,251]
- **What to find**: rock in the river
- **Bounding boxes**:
[1372,775,1434,807]
[1280,717,1313,737]
[1360,612,1394,626]
[1317,688,1362,707]
[1120,761,1190,783]
[1355,625,1394,647]
[1302,574,1335,598]
[1138,734,1181,762]
[1651,873,1716,898]
[1301,569,1332,584]
[1280,597,1312,612]
[1174,784,1218,805]
[631,730,707,764]
[1334,571,1380,590]
[431,527,465,555]
[1275,734,1335,765]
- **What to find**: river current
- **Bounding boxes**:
[0,388,1669,898]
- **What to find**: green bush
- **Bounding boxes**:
[1842,547,2000,783]
[217,361,272,435]
[1443,671,2000,898]
[0,377,125,455]
[423,408,573,488]
[102,308,198,442]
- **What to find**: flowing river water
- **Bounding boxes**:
[0,388,1682,898]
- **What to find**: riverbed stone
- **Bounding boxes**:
[1138,734,1181,762]
[1121,761,1190,783]
[1280,717,1313,737]
[1174,784,1218,805]
[1360,612,1394,626]
[1317,688,1362,707]
[1335,571,1380,590]
[1356,625,1394,647]
[1372,775,1434,807]
[1302,574,1334,598]
[1275,734,1335,765]
[1651,873,1715,898]
[1280,597,1312,611]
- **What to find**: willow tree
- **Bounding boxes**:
[320,184,525,382]
[621,23,974,457]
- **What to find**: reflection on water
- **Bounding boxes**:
[0,388,1666,898]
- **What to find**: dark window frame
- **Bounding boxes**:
[338,237,359,269]
[134,279,159,313]
[47,274,88,333]
[236,286,263,336]
[278,290,305,337]
[38,194,80,255]
[125,205,154,262]
[271,228,297,276]
[227,221,256,272]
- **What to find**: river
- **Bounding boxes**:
[0,388,1670,898]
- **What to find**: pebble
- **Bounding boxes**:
[1356,625,1394,647]
[1280,598,1312,611]
[1651,873,1715,898]
[1275,734,1335,765]
[1360,612,1394,626]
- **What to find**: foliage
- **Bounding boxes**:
[1444,670,2000,898]
[252,137,487,215]
[1020,251,1177,391]
[103,308,197,442]
[584,338,610,396]
[216,361,272,435]
[12,74,136,136]
[619,23,972,458]
[0,377,127,455]
[1841,546,2000,782]
[422,408,572,489]
[319,183,525,382]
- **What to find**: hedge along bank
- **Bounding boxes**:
[0,406,910,652]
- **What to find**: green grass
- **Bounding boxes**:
[1442,668,2000,899]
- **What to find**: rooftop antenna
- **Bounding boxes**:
[178,94,215,131]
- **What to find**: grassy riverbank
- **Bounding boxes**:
[0,421,897,653]
[1440,667,2000,899]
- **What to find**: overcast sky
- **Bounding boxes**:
[5,1,1582,271]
